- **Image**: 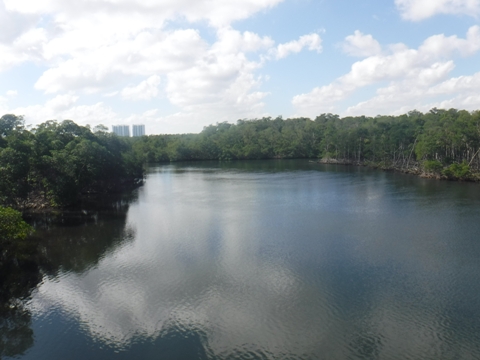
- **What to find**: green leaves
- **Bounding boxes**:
[442,162,471,179]
[0,118,144,208]
[2,107,480,207]
[423,160,443,174]
[0,114,24,138]
[124,109,480,182]
[0,207,32,243]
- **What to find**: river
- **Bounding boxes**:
[3,160,480,359]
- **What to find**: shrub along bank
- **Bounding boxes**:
[0,114,144,209]
[129,108,480,181]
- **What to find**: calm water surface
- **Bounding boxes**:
[4,160,480,359]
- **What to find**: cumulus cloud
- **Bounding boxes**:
[9,96,266,135]
[121,75,161,101]
[214,27,274,54]
[273,33,322,59]
[0,27,48,71]
[428,71,480,95]
[0,1,38,44]
[342,31,382,58]
[395,0,480,21]
[163,28,272,112]
[10,99,116,128]
[3,0,285,28]
[35,29,207,94]
[28,24,319,132]
[45,93,79,111]
[419,26,480,57]
[343,61,456,116]
[341,64,480,117]
[1,0,326,133]
[1,0,286,76]
[293,26,480,117]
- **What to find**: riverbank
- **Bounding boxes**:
[8,178,144,213]
[314,158,480,182]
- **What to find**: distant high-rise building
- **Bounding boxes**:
[132,124,145,137]
[112,125,130,137]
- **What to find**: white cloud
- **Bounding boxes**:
[2,0,326,133]
[121,75,161,101]
[214,27,274,54]
[339,63,480,117]
[433,93,480,109]
[342,31,382,58]
[395,0,480,21]
[4,0,285,28]
[33,25,318,98]
[0,27,48,71]
[35,29,207,94]
[12,94,267,135]
[428,71,480,95]
[164,30,267,110]
[1,0,285,75]
[293,26,480,117]
[45,94,79,111]
[343,62,456,116]
[10,100,116,129]
[274,33,322,59]
[0,1,38,44]
[291,83,352,115]
[6,90,18,97]
[419,26,480,57]
[4,23,322,133]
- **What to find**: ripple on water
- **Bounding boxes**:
[14,162,480,359]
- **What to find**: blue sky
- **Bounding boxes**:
[1,0,479,134]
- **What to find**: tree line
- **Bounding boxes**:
[130,108,480,180]
[2,107,479,211]
[0,114,144,209]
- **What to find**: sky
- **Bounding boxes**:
[0,0,480,134]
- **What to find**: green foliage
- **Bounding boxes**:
[0,206,32,243]
[442,162,471,179]
[423,160,443,174]
[0,117,144,207]
[2,108,480,205]
[0,114,24,137]
[126,108,480,182]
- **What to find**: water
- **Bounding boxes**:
[3,160,480,359]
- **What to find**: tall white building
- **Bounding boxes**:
[112,125,130,137]
[132,124,145,137]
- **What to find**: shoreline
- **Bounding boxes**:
[10,158,479,214]
[12,179,144,213]
[314,158,479,182]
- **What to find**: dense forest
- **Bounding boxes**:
[0,114,143,209]
[1,107,480,212]
[130,108,480,180]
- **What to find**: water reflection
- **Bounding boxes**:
[0,193,137,359]
[0,305,34,358]
[8,160,480,359]
[0,238,40,359]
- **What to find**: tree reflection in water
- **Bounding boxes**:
[0,305,34,359]
[0,194,136,358]
[0,246,40,359]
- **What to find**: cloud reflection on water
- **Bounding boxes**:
[27,162,480,359]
